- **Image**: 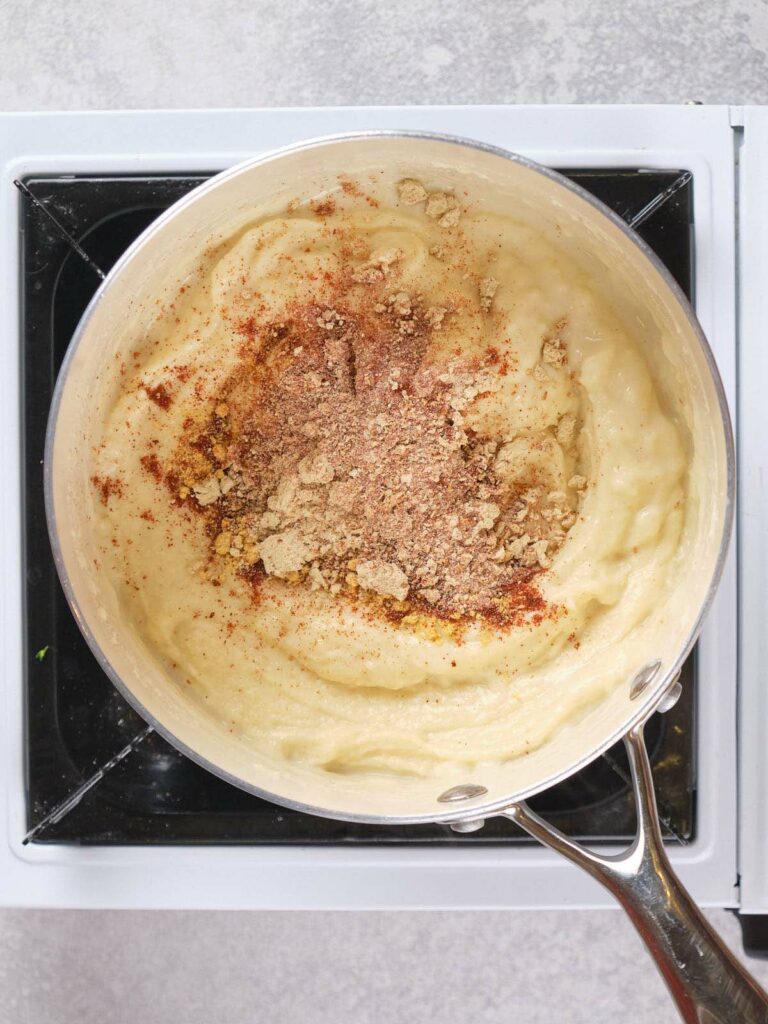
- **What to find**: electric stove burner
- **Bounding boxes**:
[21,170,696,845]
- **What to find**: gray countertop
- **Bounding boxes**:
[2,0,768,108]
[2,1,768,1021]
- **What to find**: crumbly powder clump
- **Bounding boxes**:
[479,276,499,311]
[397,179,429,205]
[397,178,463,229]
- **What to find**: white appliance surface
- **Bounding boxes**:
[737,104,768,917]
[0,104,743,910]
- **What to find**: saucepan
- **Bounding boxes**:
[45,133,764,1022]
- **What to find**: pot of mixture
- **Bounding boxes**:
[45,132,764,1021]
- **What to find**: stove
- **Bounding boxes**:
[0,104,759,917]
[21,168,696,847]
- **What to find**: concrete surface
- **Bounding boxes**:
[2,0,768,108]
[2,0,768,1021]
[0,907,767,1024]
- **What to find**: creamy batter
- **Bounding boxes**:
[91,174,687,779]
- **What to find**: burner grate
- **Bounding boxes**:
[20,169,696,845]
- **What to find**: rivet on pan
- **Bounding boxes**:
[450,818,486,834]
[437,783,488,803]
[630,660,662,700]
[656,671,683,713]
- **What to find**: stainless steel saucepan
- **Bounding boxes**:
[45,133,765,1022]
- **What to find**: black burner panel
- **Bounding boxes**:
[21,170,696,844]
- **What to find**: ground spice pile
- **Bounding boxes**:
[167,293,581,628]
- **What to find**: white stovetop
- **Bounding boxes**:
[0,104,747,912]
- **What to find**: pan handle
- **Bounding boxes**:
[501,723,768,1023]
